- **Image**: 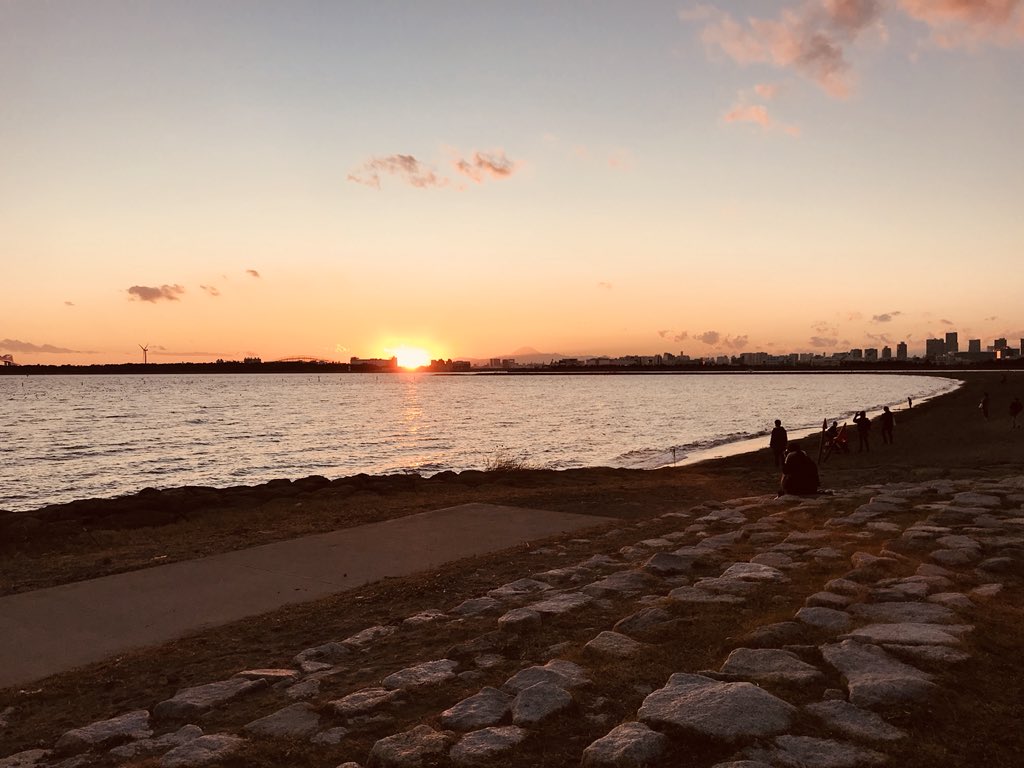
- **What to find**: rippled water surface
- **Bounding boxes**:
[1,372,958,511]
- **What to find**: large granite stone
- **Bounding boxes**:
[502,660,589,693]
[821,640,937,709]
[54,709,152,755]
[668,586,744,605]
[529,592,593,615]
[720,563,788,583]
[451,597,502,616]
[331,687,404,716]
[511,682,572,725]
[804,700,906,742]
[497,608,543,633]
[849,601,957,624]
[440,687,512,731]
[584,631,643,658]
[642,552,698,576]
[583,570,660,597]
[243,703,320,738]
[638,673,795,743]
[614,607,675,635]
[487,578,552,601]
[109,725,204,760]
[382,659,459,690]
[154,678,266,720]
[751,735,887,767]
[796,607,852,633]
[160,734,244,768]
[843,623,971,646]
[449,726,526,767]
[719,648,824,685]
[582,721,669,767]
[343,625,397,649]
[293,641,350,668]
[367,725,451,768]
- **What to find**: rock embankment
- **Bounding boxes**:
[3,475,1023,768]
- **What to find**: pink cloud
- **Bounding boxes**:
[900,0,1024,47]
[682,1,884,98]
[127,284,185,303]
[724,103,773,128]
[453,151,516,183]
[723,102,801,136]
[754,82,780,99]
[348,154,447,189]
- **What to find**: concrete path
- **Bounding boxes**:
[0,503,612,689]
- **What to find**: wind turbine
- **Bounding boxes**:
[139,344,149,365]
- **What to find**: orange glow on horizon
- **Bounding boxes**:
[389,346,432,369]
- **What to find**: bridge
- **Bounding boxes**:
[270,357,339,364]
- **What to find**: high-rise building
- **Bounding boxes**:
[881,346,892,360]
[945,332,959,354]
[849,348,863,359]
[925,338,946,359]
[865,348,878,361]
[994,338,1008,350]
[969,339,982,353]
[896,342,908,360]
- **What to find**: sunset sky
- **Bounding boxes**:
[2,1,1022,364]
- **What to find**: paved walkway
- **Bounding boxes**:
[0,503,612,689]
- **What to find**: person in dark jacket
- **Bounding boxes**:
[769,419,788,467]
[852,410,871,452]
[781,444,820,495]
[880,406,895,444]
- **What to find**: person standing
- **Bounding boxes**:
[853,410,871,452]
[981,392,990,420]
[880,406,895,444]
[1010,397,1022,429]
[770,419,788,467]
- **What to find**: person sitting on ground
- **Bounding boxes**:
[823,421,849,455]
[781,442,820,496]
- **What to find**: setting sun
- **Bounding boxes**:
[390,346,432,370]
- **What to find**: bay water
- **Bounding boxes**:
[1,372,958,512]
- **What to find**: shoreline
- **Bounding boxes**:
[4,370,1023,597]
[4,370,962,515]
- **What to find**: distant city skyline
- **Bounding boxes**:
[3,2,1022,365]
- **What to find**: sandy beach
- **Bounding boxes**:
[2,369,1023,766]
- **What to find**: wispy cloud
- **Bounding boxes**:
[348,154,447,189]
[940,318,954,325]
[692,330,749,349]
[658,329,690,343]
[350,149,519,190]
[200,285,221,297]
[810,335,839,347]
[812,320,838,334]
[597,281,614,290]
[723,102,801,136]
[246,269,261,279]
[453,151,516,182]
[682,0,884,98]
[871,310,902,323]
[64,301,75,307]
[867,332,893,344]
[127,284,185,303]
[0,338,85,354]
[900,0,1024,47]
